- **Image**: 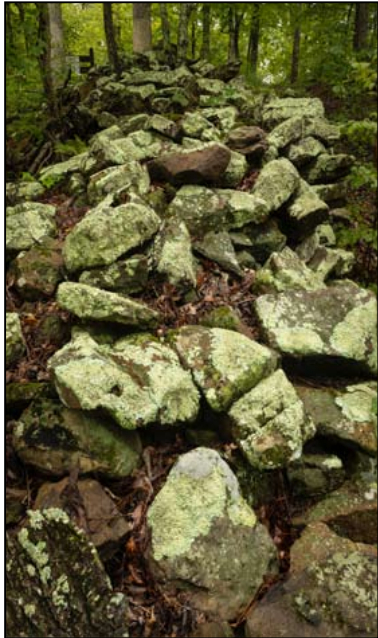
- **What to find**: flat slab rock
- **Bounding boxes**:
[48,330,200,430]
[6,509,129,638]
[254,283,377,377]
[171,325,278,412]
[147,447,277,620]
[147,144,231,185]
[13,398,142,479]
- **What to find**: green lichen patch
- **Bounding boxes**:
[6,312,25,368]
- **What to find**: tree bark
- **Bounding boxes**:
[247,3,260,79]
[290,25,301,84]
[103,3,121,75]
[353,2,369,51]
[159,3,171,53]
[37,3,66,116]
[191,8,197,59]
[200,3,211,59]
[133,2,152,53]
[228,7,243,62]
[177,3,191,62]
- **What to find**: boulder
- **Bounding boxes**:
[229,369,315,470]
[181,139,248,188]
[146,114,182,140]
[255,247,325,293]
[231,219,287,263]
[254,283,377,377]
[305,153,354,184]
[226,126,268,162]
[6,313,25,367]
[6,509,129,638]
[194,231,243,276]
[252,158,300,213]
[287,453,346,499]
[147,144,231,185]
[267,115,340,151]
[312,181,348,205]
[11,238,64,300]
[88,130,176,170]
[79,255,149,295]
[6,202,56,257]
[147,448,277,620]
[154,219,197,288]
[287,137,326,167]
[262,98,325,128]
[170,326,278,412]
[39,153,89,188]
[296,223,336,262]
[180,111,221,141]
[34,478,130,559]
[6,180,45,206]
[306,246,355,281]
[48,330,200,430]
[200,106,238,135]
[282,179,329,240]
[13,398,142,479]
[57,282,160,328]
[167,185,269,236]
[62,197,160,273]
[87,161,150,205]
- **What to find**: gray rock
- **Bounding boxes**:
[307,246,355,281]
[48,330,200,430]
[252,158,300,213]
[146,114,182,140]
[229,369,315,470]
[286,136,326,167]
[283,178,329,240]
[312,181,348,205]
[232,219,287,263]
[6,313,25,367]
[11,238,64,300]
[287,453,345,499]
[305,153,354,184]
[6,202,56,256]
[13,398,142,479]
[171,326,278,412]
[180,111,221,141]
[255,284,377,377]
[56,282,160,328]
[62,197,160,273]
[267,115,340,150]
[147,447,277,620]
[87,162,150,205]
[194,231,243,276]
[39,153,89,187]
[262,98,325,128]
[296,223,336,262]
[200,106,238,135]
[147,144,231,185]
[79,255,149,295]
[6,180,45,206]
[154,219,197,288]
[255,247,325,293]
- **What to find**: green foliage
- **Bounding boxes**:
[341,119,377,147]
[40,173,65,191]
[332,55,377,99]
[347,163,377,190]
[20,172,36,182]
[54,136,88,159]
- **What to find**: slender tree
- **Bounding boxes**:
[353,2,369,51]
[290,4,302,84]
[247,3,260,80]
[159,3,171,54]
[103,4,121,75]
[177,3,192,62]
[133,2,152,53]
[191,6,197,59]
[227,6,244,62]
[200,3,211,60]
[37,2,67,116]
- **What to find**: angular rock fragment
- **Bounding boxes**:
[255,247,325,293]
[305,153,354,184]
[282,178,329,240]
[154,219,197,288]
[147,144,231,185]
[87,161,150,205]
[262,97,325,128]
[6,313,25,367]
[11,238,64,300]
[252,158,300,213]
[286,136,326,167]
[6,180,45,206]
[6,202,56,257]
[194,231,243,276]
[147,448,277,620]
[79,255,149,295]
[287,453,346,499]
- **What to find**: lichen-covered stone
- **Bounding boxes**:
[255,247,325,293]
[199,306,243,332]
[62,197,160,273]
[39,153,89,187]
[13,398,142,479]
[171,326,278,411]
[180,111,221,141]
[296,223,336,262]
[153,219,196,288]
[34,478,130,559]
[6,180,45,206]
[6,509,129,637]
[146,114,182,140]
[307,246,355,281]
[89,130,176,169]
[231,219,287,263]
[147,448,277,620]
[229,369,315,470]
[79,255,149,294]
[200,106,238,135]
[87,162,150,205]
[6,382,56,417]
[6,313,25,367]
[11,238,64,300]
[167,185,269,236]
[287,453,346,499]
[57,282,160,327]
[296,382,377,456]
[245,524,377,638]
[286,136,326,167]
[267,115,340,150]
[194,231,243,276]
[48,330,200,430]
[262,98,325,128]
[305,152,354,184]
[255,284,377,377]
[6,202,56,256]
[252,158,300,213]
[282,178,329,240]
[312,180,348,205]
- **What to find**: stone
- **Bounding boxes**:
[56,282,160,328]
[307,246,355,281]
[167,185,269,236]
[6,202,56,257]
[180,111,221,141]
[296,382,377,456]
[199,306,243,332]
[262,97,325,128]
[87,162,150,205]
[147,144,231,185]
[181,139,248,188]
[192,621,234,638]
[254,284,377,377]
[147,448,277,621]
[229,369,315,470]
[6,382,56,418]
[226,126,268,161]
[170,326,278,412]
[34,478,130,559]
[312,181,348,205]
[305,153,354,184]
[6,509,129,638]
[287,453,345,499]
[296,223,336,262]
[200,106,238,135]
[267,115,340,151]
[282,179,329,240]
[231,219,287,263]
[146,114,182,140]
[62,197,160,273]
[6,313,25,367]
[197,78,227,95]
[252,158,300,213]
[287,136,326,167]
[194,231,243,276]
[6,180,45,206]
[39,153,88,188]
[11,238,64,300]
[245,523,377,638]
[154,219,197,288]
[255,247,325,293]
[13,398,142,479]
[79,255,149,295]
[48,330,200,430]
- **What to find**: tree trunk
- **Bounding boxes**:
[228,7,243,62]
[247,3,260,79]
[37,3,66,117]
[177,3,191,62]
[354,2,369,51]
[160,3,171,53]
[191,9,197,59]
[200,3,211,59]
[290,25,301,84]
[103,3,121,75]
[133,2,152,53]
